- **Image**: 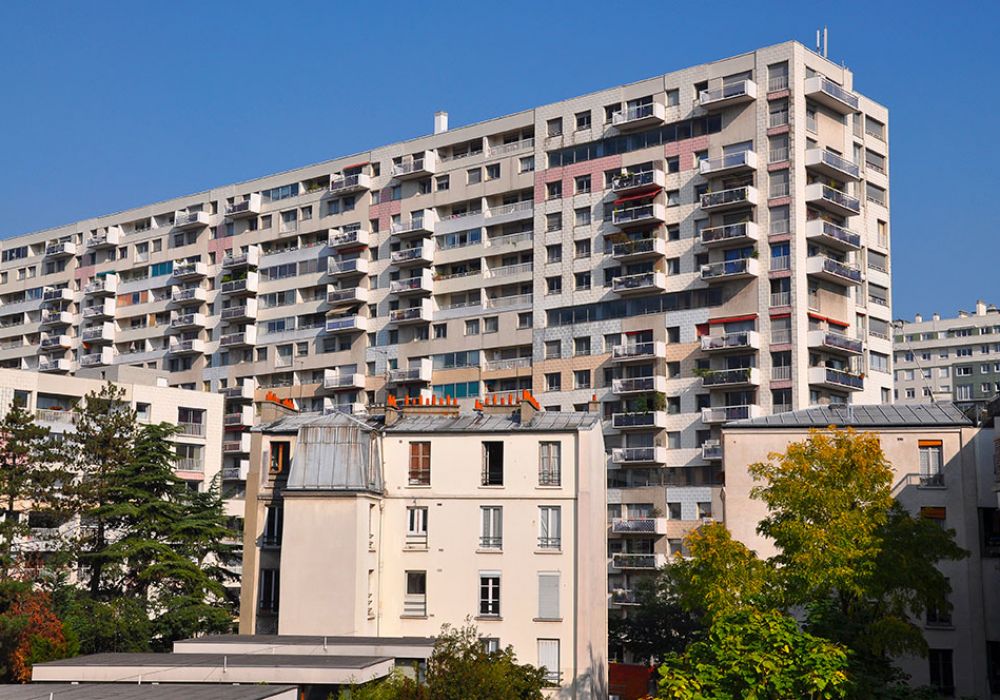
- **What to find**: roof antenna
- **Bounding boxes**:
[823,26,829,58]
[816,28,821,53]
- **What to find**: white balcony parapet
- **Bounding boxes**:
[698,79,757,108]
[700,331,760,352]
[327,257,370,276]
[702,367,760,388]
[45,241,76,258]
[171,287,208,304]
[390,245,434,266]
[80,323,114,344]
[610,447,667,465]
[328,228,370,250]
[79,348,114,368]
[222,246,260,269]
[485,231,533,248]
[389,301,432,324]
[85,228,121,249]
[38,358,72,373]
[612,203,666,227]
[483,357,531,372]
[221,272,259,295]
[391,153,437,179]
[700,258,759,282]
[486,138,534,158]
[390,213,436,237]
[388,358,433,384]
[39,334,72,350]
[612,272,667,295]
[701,404,761,424]
[325,315,367,334]
[699,222,759,247]
[221,300,257,321]
[803,76,860,114]
[805,219,862,251]
[611,102,666,128]
[168,338,206,355]
[83,300,115,319]
[225,193,262,218]
[84,275,118,296]
[699,150,758,175]
[173,211,210,229]
[612,341,665,362]
[220,326,258,348]
[805,183,861,216]
[700,185,758,210]
[329,173,371,194]
[40,310,73,327]
[323,371,366,391]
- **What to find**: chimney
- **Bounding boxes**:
[434,111,448,135]
[914,313,922,323]
[977,300,987,316]
[932,312,940,321]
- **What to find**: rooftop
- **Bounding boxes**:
[726,403,972,429]
[0,685,297,700]
[254,408,601,434]
[176,634,435,647]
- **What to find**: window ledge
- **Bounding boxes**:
[536,484,562,489]
[532,617,563,623]
[474,615,503,622]
[479,485,505,489]
[476,548,503,554]
[403,546,429,552]
[535,549,563,555]
[400,614,428,620]
[406,484,432,488]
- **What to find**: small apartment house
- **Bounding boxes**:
[722,404,1000,698]
[239,395,608,699]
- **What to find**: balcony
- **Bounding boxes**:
[85,227,121,250]
[611,411,668,431]
[483,357,532,372]
[172,261,208,281]
[326,287,369,307]
[38,358,72,373]
[389,300,433,325]
[611,341,665,363]
[221,272,259,296]
[45,241,76,258]
[390,214,436,238]
[698,79,757,109]
[700,331,760,352]
[806,256,862,286]
[222,246,260,270]
[325,315,367,334]
[221,381,256,401]
[221,300,257,322]
[701,440,722,461]
[610,589,640,606]
[808,366,864,391]
[611,102,667,129]
[699,150,758,176]
[39,334,72,351]
[329,173,371,195]
[483,262,533,284]
[84,275,118,296]
[612,272,668,296]
[699,221,759,248]
[612,237,667,262]
[609,517,668,535]
[223,434,253,455]
[805,183,861,217]
[612,203,666,228]
[701,404,761,424]
[225,193,262,218]
[610,446,668,465]
[803,76,860,114]
[323,371,366,391]
[485,293,531,310]
[700,257,759,283]
[388,358,433,385]
[805,149,861,181]
[327,257,369,278]
[173,211,210,229]
[328,228,370,251]
[220,326,258,348]
[83,299,115,320]
[700,185,758,211]
[41,288,74,305]
[390,245,434,267]
[611,169,665,194]
[807,330,864,355]
[168,338,206,355]
[221,461,250,481]
[485,200,534,224]
[391,153,437,180]
[702,367,760,388]
[612,376,667,395]
[390,272,433,296]
[80,322,115,344]
[805,220,861,252]
[223,406,255,428]
[170,287,208,306]
[79,348,114,368]
[611,553,667,570]
[40,310,73,328]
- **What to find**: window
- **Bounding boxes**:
[573,369,591,390]
[259,569,279,613]
[406,506,428,547]
[919,441,944,487]
[433,323,447,339]
[539,442,561,486]
[485,163,500,180]
[545,213,562,232]
[467,168,482,185]
[262,504,283,547]
[479,573,501,616]
[519,155,535,173]
[666,156,679,173]
[545,372,561,391]
[928,649,954,696]
[269,441,290,474]
[546,118,562,137]
[436,175,450,191]
[544,340,561,360]
[546,244,563,263]
[482,442,504,486]
[575,111,591,130]
[574,239,591,258]
[482,638,501,654]
[574,337,591,356]
[537,573,560,620]
[666,189,680,206]
[404,571,427,617]
[517,312,532,329]
[667,502,682,519]
[408,442,431,485]
[546,181,562,200]
[480,506,502,549]
[538,506,561,549]
[574,175,591,194]
[574,208,591,226]
[465,319,480,336]
[537,639,560,685]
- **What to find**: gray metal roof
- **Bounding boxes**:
[177,634,435,647]
[0,685,297,700]
[286,421,382,493]
[252,411,374,434]
[727,403,972,429]
[385,411,600,433]
[35,652,389,669]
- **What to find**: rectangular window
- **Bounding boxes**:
[919,441,944,487]
[539,506,561,549]
[482,442,504,486]
[406,506,428,547]
[262,504,283,547]
[479,573,501,616]
[409,442,431,485]
[537,573,560,620]
[259,568,280,612]
[537,639,560,684]
[539,442,561,486]
[480,506,503,549]
[404,571,427,617]
[928,649,954,696]
[269,441,290,474]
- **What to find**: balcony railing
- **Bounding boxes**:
[700,258,756,280]
[609,518,662,534]
[699,79,757,106]
[612,238,664,258]
[702,405,757,423]
[699,150,756,175]
[807,149,861,179]
[770,292,791,307]
[485,293,532,309]
[389,306,429,323]
[612,102,663,126]
[612,342,662,361]
[612,272,665,294]
[702,367,756,387]
[175,459,204,472]
[809,256,863,284]
[700,331,757,352]
[483,357,531,372]
[814,367,865,390]
[612,204,662,226]
[611,447,665,464]
[486,138,534,157]
[611,412,664,430]
[611,553,660,570]
[804,76,860,113]
[611,170,660,193]
[701,186,756,210]
[814,331,864,354]
[807,184,861,215]
[700,221,757,246]
[487,200,534,218]
[701,440,722,460]
[177,422,206,437]
[613,376,658,393]
[611,589,640,605]
[807,220,861,249]
[328,173,371,194]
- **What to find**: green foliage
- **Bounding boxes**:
[657,608,850,700]
[57,591,151,655]
[339,622,547,700]
[608,571,699,664]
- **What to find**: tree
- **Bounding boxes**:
[0,580,75,682]
[609,569,700,664]
[340,622,548,700]
[657,608,850,700]
[0,404,56,576]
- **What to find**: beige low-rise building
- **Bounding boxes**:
[239,395,608,699]
[722,404,1000,698]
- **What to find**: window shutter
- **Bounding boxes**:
[538,573,560,619]
[537,639,560,680]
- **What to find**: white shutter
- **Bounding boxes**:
[537,639,560,682]
[538,573,560,619]
[919,447,930,475]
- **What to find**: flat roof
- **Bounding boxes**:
[726,403,972,429]
[0,685,297,700]
[176,634,435,647]
[172,634,436,661]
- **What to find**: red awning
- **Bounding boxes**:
[769,312,791,320]
[808,312,848,327]
[708,313,758,325]
[613,190,657,205]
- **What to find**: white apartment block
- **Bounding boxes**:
[239,397,608,699]
[0,41,891,608]
[894,300,1000,409]
[722,404,1000,698]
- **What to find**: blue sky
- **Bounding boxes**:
[0,0,996,319]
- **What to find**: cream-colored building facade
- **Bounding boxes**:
[722,404,1000,698]
[239,397,608,699]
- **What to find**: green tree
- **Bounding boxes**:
[657,608,850,700]
[609,570,700,664]
[56,590,150,655]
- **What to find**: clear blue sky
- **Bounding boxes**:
[1,0,996,320]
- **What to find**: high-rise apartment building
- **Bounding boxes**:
[894,300,1000,409]
[0,41,891,598]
